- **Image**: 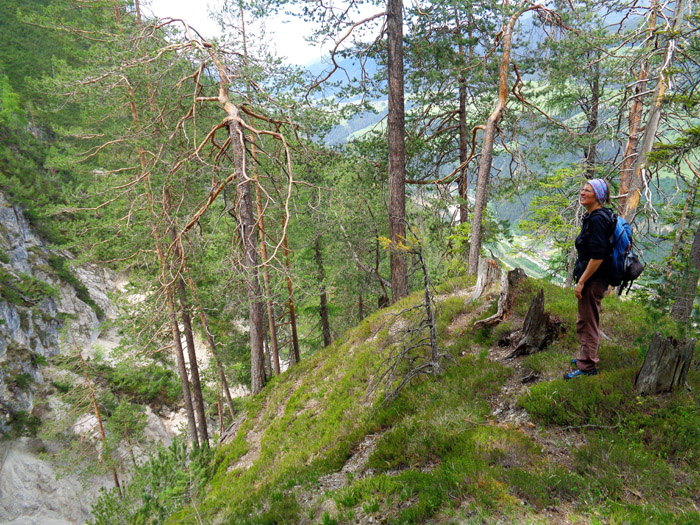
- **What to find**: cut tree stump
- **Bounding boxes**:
[473,268,526,330]
[471,259,500,301]
[507,288,565,358]
[635,333,696,395]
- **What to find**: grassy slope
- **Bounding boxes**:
[173,274,700,524]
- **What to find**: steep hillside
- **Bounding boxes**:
[97,272,699,524]
[0,193,200,524]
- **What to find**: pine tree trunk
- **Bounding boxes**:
[456,9,470,225]
[283,228,301,364]
[226,116,266,395]
[176,273,209,446]
[169,227,209,446]
[621,0,687,222]
[670,222,700,323]
[314,236,332,347]
[358,285,364,321]
[468,5,530,274]
[583,61,600,177]
[263,337,272,379]
[457,75,469,224]
[387,0,408,302]
[166,287,199,446]
[252,139,281,375]
[184,271,237,421]
[619,0,657,210]
[217,393,224,436]
[77,350,121,494]
[619,63,650,209]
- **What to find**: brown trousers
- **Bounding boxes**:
[576,279,608,371]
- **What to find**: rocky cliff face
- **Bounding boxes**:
[0,192,223,524]
[0,438,106,525]
[0,192,115,432]
[0,193,120,523]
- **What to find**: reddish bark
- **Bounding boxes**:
[387,0,408,302]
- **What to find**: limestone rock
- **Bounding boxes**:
[0,439,109,525]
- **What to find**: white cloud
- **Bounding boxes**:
[143,0,322,65]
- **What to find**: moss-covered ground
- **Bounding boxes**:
[168,274,699,524]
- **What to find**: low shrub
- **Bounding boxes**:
[12,372,34,391]
[47,256,105,319]
[519,368,636,427]
[92,438,214,525]
[97,361,181,405]
[0,268,58,305]
[5,410,41,437]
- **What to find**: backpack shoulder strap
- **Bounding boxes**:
[596,208,616,241]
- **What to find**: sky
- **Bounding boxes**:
[144,0,323,65]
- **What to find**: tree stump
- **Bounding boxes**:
[507,288,565,358]
[471,258,500,301]
[473,268,526,329]
[635,333,696,395]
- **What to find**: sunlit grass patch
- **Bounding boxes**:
[435,295,477,335]
[521,347,570,375]
[434,273,476,295]
[600,293,680,348]
[174,272,699,524]
[605,502,700,525]
[519,368,636,427]
[191,321,391,522]
[330,352,518,522]
[333,449,522,524]
[574,435,676,501]
[504,465,582,510]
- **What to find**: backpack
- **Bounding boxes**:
[608,213,644,294]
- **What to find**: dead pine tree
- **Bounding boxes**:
[171,27,302,393]
[468,2,560,274]
[369,230,449,403]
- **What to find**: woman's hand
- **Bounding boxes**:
[575,259,602,299]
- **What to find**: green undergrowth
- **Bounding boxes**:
[93,361,181,406]
[0,267,59,306]
[169,304,407,523]
[515,280,700,522]
[157,275,699,524]
[47,255,105,319]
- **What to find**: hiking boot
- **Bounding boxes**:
[563,368,597,380]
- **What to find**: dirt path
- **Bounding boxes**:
[270,280,586,523]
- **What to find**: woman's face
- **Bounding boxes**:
[580,183,598,208]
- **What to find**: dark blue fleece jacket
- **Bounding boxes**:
[574,207,613,283]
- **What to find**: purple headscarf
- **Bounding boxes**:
[587,178,608,203]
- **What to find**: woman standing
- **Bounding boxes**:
[565,178,613,380]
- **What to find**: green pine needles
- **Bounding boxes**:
[91,438,214,525]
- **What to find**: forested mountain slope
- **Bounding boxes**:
[2,1,700,522]
[94,273,700,524]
